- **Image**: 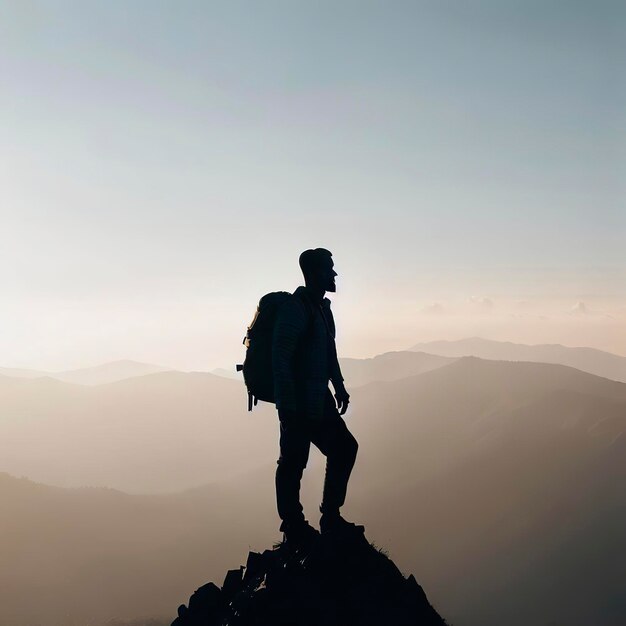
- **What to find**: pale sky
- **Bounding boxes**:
[1,1,625,370]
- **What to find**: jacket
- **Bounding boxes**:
[272,286,344,419]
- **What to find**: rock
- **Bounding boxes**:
[221,566,245,600]
[185,582,223,625]
[242,552,264,584]
[172,533,447,626]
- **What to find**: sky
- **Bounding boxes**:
[1,0,625,371]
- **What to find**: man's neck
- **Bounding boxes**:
[303,283,325,304]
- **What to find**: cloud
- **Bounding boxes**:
[569,301,614,318]
[571,301,589,315]
[468,296,494,313]
[419,302,445,316]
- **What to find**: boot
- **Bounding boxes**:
[280,518,320,548]
[319,510,365,536]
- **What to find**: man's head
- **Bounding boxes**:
[299,248,337,293]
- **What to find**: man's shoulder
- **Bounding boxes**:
[292,287,320,315]
[276,290,309,323]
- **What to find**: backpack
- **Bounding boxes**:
[237,291,313,411]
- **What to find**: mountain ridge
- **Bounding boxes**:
[0,359,174,386]
[409,337,626,382]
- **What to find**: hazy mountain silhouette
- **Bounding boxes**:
[0,371,277,491]
[211,351,453,387]
[2,357,625,625]
[346,357,626,625]
[0,352,455,491]
[409,337,626,382]
[0,365,50,379]
[0,471,278,626]
[338,351,454,387]
[0,359,173,385]
[54,359,174,385]
[210,367,242,380]
[173,534,446,626]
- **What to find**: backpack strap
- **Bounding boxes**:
[292,289,317,332]
[247,390,259,412]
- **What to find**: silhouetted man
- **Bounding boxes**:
[272,248,362,544]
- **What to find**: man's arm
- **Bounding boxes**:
[327,309,350,416]
[272,296,308,414]
[331,346,350,415]
[329,338,345,390]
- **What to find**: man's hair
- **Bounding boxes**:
[299,248,333,280]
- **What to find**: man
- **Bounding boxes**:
[272,248,363,545]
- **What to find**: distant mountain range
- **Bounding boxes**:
[347,357,626,626]
[409,337,626,383]
[0,471,276,626]
[210,367,241,380]
[1,355,624,625]
[213,352,454,388]
[339,351,453,388]
[4,337,624,388]
[0,369,270,492]
[0,359,172,385]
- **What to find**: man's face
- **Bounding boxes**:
[321,259,338,293]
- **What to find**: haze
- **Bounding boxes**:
[2,351,625,625]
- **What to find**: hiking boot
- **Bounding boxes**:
[280,519,320,548]
[319,512,365,536]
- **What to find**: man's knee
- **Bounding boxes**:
[277,454,308,475]
[333,431,358,466]
[346,434,358,463]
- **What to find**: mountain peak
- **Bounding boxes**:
[173,533,446,626]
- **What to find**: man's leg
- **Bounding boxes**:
[275,413,311,529]
[310,393,359,520]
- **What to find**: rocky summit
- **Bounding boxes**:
[172,531,446,626]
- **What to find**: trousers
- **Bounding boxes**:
[275,390,358,524]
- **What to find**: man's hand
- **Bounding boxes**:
[334,383,350,416]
